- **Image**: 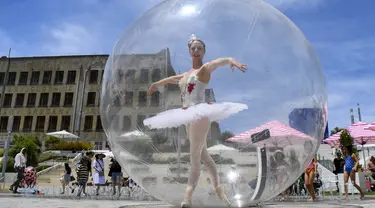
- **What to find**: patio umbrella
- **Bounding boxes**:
[365,122,375,131]
[46,130,79,141]
[226,120,314,148]
[325,122,375,167]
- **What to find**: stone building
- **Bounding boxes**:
[0,49,221,149]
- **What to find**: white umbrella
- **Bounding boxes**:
[120,130,151,141]
[207,144,238,152]
[46,130,79,141]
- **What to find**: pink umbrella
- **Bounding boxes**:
[226,120,314,148]
[325,122,375,148]
[364,122,375,131]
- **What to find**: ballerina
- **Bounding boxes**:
[144,34,248,207]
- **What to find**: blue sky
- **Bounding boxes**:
[1,0,374,134]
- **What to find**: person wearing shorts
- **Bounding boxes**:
[108,158,122,196]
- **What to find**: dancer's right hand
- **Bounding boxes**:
[147,83,157,96]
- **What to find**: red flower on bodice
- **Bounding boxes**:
[187,83,196,94]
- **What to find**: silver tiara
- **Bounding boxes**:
[189,34,197,41]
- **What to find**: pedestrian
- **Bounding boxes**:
[342,145,364,200]
[61,162,73,194]
[92,153,106,195]
[76,156,90,197]
[9,148,27,194]
[108,157,122,196]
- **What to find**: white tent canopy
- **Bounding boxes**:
[207,144,238,152]
[46,130,79,140]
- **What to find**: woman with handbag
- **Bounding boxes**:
[93,153,106,195]
[61,162,74,194]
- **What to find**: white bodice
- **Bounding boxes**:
[180,71,207,107]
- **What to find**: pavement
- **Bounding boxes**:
[0,195,375,208]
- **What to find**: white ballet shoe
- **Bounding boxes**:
[181,200,192,208]
[215,185,231,207]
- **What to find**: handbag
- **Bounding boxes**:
[97,160,105,176]
[70,176,76,181]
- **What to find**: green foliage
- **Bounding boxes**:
[38,152,58,163]
[132,140,153,160]
[331,127,344,136]
[0,148,4,157]
[45,136,92,151]
[339,129,358,156]
[339,129,353,147]
[220,131,234,143]
[0,157,15,172]
[9,135,41,167]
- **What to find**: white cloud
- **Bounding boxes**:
[41,23,100,55]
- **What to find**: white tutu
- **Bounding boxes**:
[143,102,248,129]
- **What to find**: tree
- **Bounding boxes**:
[339,129,358,156]
[220,131,234,143]
[9,135,41,167]
[331,127,344,136]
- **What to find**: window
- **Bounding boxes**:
[15,93,25,107]
[96,116,103,131]
[3,93,12,107]
[36,116,45,132]
[51,93,61,107]
[27,93,36,107]
[125,91,133,106]
[0,116,8,132]
[48,116,58,131]
[64,92,73,107]
[12,116,21,132]
[137,115,145,129]
[152,69,161,82]
[39,93,49,107]
[151,91,160,107]
[84,115,93,131]
[87,92,96,106]
[125,70,136,82]
[23,116,33,131]
[18,72,28,85]
[42,71,52,84]
[54,71,64,84]
[89,70,98,84]
[30,71,40,85]
[67,71,76,84]
[6,72,16,85]
[61,116,70,130]
[0,73,4,85]
[140,69,149,83]
[138,91,147,107]
[123,116,131,131]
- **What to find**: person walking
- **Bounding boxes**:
[108,157,122,196]
[342,145,364,200]
[332,151,344,192]
[92,153,106,196]
[76,156,90,197]
[61,162,73,194]
[9,148,27,194]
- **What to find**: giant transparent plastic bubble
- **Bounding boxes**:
[100,0,327,207]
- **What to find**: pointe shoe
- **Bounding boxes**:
[181,200,192,208]
[214,185,231,207]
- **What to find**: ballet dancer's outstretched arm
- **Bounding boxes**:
[147,73,186,96]
[203,57,247,73]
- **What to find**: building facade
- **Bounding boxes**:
[0,49,221,149]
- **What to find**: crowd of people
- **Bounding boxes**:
[59,151,127,197]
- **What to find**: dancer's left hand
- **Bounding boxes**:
[230,58,247,72]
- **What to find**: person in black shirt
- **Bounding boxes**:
[61,162,73,194]
[332,151,344,192]
[108,157,122,196]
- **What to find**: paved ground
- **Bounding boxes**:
[0,196,375,208]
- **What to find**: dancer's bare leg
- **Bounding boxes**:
[182,118,230,207]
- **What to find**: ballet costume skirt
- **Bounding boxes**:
[143,71,248,129]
